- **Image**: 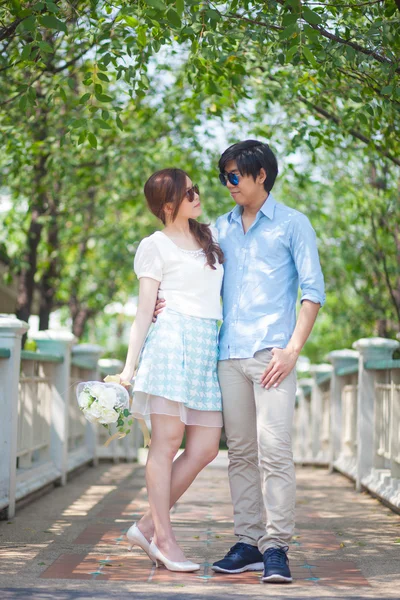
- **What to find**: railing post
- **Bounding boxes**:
[328,350,359,473]
[32,330,77,487]
[72,344,104,467]
[353,337,400,492]
[310,364,333,464]
[0,315,29,519]
[297,378,313,463]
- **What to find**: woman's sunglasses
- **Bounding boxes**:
[219,172,240,186]
[186,184,200,202]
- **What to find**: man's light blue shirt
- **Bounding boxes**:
[215,194,325,360]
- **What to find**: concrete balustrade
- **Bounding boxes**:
[1,313,399,516]
[0,318,140,519]
[352,338,400,502]
[0,315,29,518]
[328,349,359,477]
[293,338,400,511]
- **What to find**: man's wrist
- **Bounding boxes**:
[286,344,301,357]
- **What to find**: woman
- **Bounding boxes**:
[118,168,224,572]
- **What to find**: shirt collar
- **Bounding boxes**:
[228,193,276,223]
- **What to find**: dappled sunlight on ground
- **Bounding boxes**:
[62,486,117,517]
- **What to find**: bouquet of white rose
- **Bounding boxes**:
[76,381,133,443]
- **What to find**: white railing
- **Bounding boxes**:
[0,318,140,519]
[294,339,400,512]
[17,357,52,470]
[375,381,392,461]
[1,316,400,517]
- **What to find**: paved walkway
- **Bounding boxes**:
[0,454,399,599]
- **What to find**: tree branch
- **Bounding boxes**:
[230,5,400,74]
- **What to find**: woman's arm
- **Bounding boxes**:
[120,277,160,381]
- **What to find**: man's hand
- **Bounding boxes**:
[260,347,299,389]
[153,298,166,323]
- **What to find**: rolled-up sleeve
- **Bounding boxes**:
[290,214,325,306]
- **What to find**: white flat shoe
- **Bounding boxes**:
[149,541,200,572]
[126,523,155,561]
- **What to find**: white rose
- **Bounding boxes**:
[97,387,117,411]
[78,389,92,409]
[90,384,104,400]
[98,406,119,424]
[83,401,102,423]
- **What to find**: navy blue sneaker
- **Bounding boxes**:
[262,547,292,583]
[212,542,264,574]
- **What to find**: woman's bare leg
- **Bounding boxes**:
[146,414,186,561]
[139,423,221,542]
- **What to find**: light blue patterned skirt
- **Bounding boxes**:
[131,308,223,427]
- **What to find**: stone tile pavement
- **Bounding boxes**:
[0,453,399,599]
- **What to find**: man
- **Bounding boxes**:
[211,140,325,583]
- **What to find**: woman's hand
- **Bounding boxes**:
[104,373,132,389]
[118,373,133,389]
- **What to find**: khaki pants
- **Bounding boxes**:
[218,348,297,554]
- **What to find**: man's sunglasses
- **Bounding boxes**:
[186,184,200,202]
[219,172,240,186]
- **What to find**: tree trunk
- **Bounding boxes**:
[72,307,92,339]
[15,207,43,323]
[38,194,60,330]
[15,90,49,324]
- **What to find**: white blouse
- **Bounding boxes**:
[134,230,223,320]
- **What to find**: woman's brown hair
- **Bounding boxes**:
[144,168,224,270]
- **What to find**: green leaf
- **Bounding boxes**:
[88,133,97,148]
[358,113,368,125]
[137,27,147,47]
[22,16,36,31]
[46,1,59,13]
[97,94,113,102]
[280,24,297,40]
[286,45,298,63]
[303,46,318,68]
[38,41,53,54]
[79,92,91,104]
[123,408,130,417]
[39,15,67,33]
[167,8,181,28]
[70,118,86,128]
[59,87,67,101]
[124,15,138,27]
[94,118,112,129]
[116,115,123,130]
[176,0,184,15]
[78,130,87,145]
[302,7,322,25]
[21,44,32,60]
[19,95,27,110]
[97,72,110,82]
[381,85,393,95]
[145,0,166,9]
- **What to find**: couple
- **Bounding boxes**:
[118,140,325,583]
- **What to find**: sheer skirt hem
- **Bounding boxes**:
[132,391,223,428]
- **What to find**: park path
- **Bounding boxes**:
[0,453,399,600]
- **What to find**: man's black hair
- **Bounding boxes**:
[218,140,278,192]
